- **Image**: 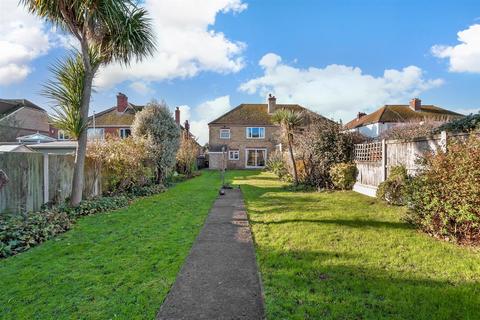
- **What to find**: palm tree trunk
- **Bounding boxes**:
[288,134,299,185]
[70,42,94,206]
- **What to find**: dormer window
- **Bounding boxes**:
[246,127,265,139]
[220,129,230,139]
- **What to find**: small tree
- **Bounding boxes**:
[22,0,155,206]
[295,120,355,189]
[132,101,181,184]
[272,109,304,185]
[177,134,198,177]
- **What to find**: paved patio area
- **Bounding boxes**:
[156,187,265,320]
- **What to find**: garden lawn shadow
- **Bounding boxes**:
[227,171,480,320]
[0,171,223,319]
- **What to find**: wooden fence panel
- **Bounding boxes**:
[0,152,43,214]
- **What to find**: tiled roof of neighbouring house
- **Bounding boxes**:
[0,99,45,119]
[208,103,328,125]
[88,103,144,126]
[344,104,464,130]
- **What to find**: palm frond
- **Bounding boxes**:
[42,49,100,140]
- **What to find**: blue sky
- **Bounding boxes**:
[1,0,480,143]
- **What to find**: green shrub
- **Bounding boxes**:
[329,163,358,190]
[266,151,290,180]
[0,211,71,258]
[436,112,480,133]
[376,165,409,205]
[405,135,480,244]
[128,184,166,197]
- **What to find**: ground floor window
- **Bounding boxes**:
[119,128,131,139]
[245,149,266,168]
[87,128,105,140]
[229,150,239,160]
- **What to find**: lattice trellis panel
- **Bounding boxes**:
[354,142,382,162]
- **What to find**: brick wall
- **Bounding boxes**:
[208,124,280,169]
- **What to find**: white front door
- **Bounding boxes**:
[245,149,267,168]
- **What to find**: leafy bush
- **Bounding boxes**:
[88,136,154,194]
[176,135,199,177]
[405,135,480,244]
[294,120,355,189]
[266,151,290,180]
[376,166,409,205]
[330,163,358,190]
[436,112,480,133]
[0,211,71,258]
[132,101,181,183]
[379,120,444,140]
[128,184,166,197]
[0,184,166,258]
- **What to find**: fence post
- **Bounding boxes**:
[43,154,49,204]
[381,139,387,182]
[440,130,448,153]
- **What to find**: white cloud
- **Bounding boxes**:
[95,0,247,89]
[177,95,232,144]
[0,0,54,85]
[129,81,155,95]
[432,24,480,73]
[240,53,444,122]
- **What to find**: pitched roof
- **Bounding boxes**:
[88,103,144,126]
[208,103,326,125]
[0,99,45,119]
[16,132,56,143]
[344,104,464,130]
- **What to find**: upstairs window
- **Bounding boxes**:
[220,129,230,139]
[58,130,70,140]
[246,127,265,139]
[119,128,131,139]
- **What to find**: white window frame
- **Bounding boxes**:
[228,150,239,161]
[87,128,105,140]
[246,127,265,139]
[219,128,231,139]
[245,148,267,168]
[58,130,70,140]
[119,128,131,139]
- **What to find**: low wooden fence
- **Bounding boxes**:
[0,153,100,214]
[353,131,467,197]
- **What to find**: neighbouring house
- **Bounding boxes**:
[87,93,200,146]
[208,95,328,169]
[0,99,57,142]
[344,98,464,138]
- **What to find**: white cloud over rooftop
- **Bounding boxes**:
[240,53,444,122]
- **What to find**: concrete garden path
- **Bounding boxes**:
[156,188,265,320]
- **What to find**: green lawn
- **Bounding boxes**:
[0,171,222,319]
[229,171,480,320]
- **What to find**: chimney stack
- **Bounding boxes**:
[357,112,367,120]
[184,120,190,133]
[116,92,128,112]
[268,94,276,114]
[175,107,180,125]
[409,98,422,111]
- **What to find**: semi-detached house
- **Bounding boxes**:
[208,95,329,169]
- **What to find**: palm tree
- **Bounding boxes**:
[272,108,304,185]
[44,50,101,140]
[21,0,155,206]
